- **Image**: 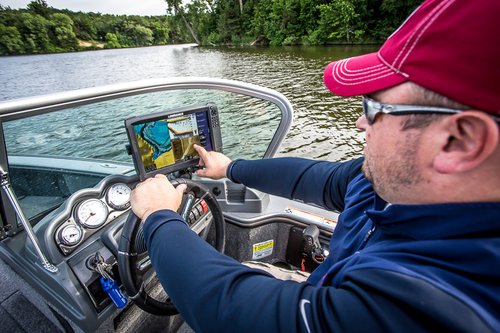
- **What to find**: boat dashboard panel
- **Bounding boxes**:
[46,175,213,257]
[24,173,215,316]
[55,182,132,255]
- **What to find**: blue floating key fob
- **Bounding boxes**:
[100,276,128,309]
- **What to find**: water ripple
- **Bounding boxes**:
[1,45,377,162]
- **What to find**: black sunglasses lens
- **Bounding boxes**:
[362,98,374,124]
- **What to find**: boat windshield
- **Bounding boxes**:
[2,88,284,222]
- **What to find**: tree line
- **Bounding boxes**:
[0,0,172,55]
[174,0,421,46]
[0,0,422,56]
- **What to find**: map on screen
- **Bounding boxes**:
[133,113,210,173]
[126,104,222,180]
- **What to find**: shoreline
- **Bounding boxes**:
[0,42,381,57]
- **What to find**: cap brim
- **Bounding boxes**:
[324,52,407,97]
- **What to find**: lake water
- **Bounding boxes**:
[0,44,378,161]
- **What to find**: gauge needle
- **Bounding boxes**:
[85,212,96,222]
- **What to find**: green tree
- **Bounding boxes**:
[311,0,362,44]
[128,24,154,46]
[249,0,272,43]
[73,14,97,41]
[151,20,170,45]
[184,0,213,44]
[165,0,200,44]
[376,0,421,38]
[17,12,52,53]
[0,24,25,54]
[217,0,242,44]
[94,15,114,43]
[298,0,322,37]
[49,13,78,50]
[331,0,361,42]
[27,0,51,18]
[104,32,121,48]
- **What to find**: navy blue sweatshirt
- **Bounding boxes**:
[143,158,500,332]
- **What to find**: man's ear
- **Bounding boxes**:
[433,112,499,174]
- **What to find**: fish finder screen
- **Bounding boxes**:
[126,104,222,180]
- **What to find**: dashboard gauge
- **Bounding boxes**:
[107,183,131,210]
[59,224,82,246]
[76,199,108,228]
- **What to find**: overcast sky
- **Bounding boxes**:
[0,0,169,16]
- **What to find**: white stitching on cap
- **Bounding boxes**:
[333,71,395,85]
[392,0,452,69]
[334,59,392,81]
[334,58,385,74]
[333,59,392,83]
[336,66,391,80]
[378,53,409,78]
[332,60,395,85]
[398,0,455,69]
[336,59,388,77]
[392,17,428,69]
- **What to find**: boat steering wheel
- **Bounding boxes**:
[117,178,225,315]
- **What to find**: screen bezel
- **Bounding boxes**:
[125,103,222,180]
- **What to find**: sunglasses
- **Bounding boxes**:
[362,96,472,125]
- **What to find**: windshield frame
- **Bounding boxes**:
[0,77,293,233]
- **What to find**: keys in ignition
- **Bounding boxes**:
[91,252,128,309]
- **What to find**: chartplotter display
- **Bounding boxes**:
[125,104,222,180]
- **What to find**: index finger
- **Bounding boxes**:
[193,144,208,158]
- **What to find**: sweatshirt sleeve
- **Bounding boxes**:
[227,157,364,211]
[143,210,434,333]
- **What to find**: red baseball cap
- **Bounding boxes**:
[324,0,500,115]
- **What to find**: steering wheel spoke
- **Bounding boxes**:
[178,191,196,221]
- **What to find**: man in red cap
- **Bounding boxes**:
[131,0,500,331]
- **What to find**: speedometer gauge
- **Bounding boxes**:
[107,183,131,210]
[76,199,108,228]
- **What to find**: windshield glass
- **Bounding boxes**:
[3,88,283,221]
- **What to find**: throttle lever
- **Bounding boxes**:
[303,225,328,263]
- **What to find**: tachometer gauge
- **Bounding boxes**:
[107,183,131,210]
[76,199,108,228]
[59,224,82,246]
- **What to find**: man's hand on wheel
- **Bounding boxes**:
[130,174,187,221]
[194,144,232,179]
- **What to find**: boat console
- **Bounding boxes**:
[0,78,338,332]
